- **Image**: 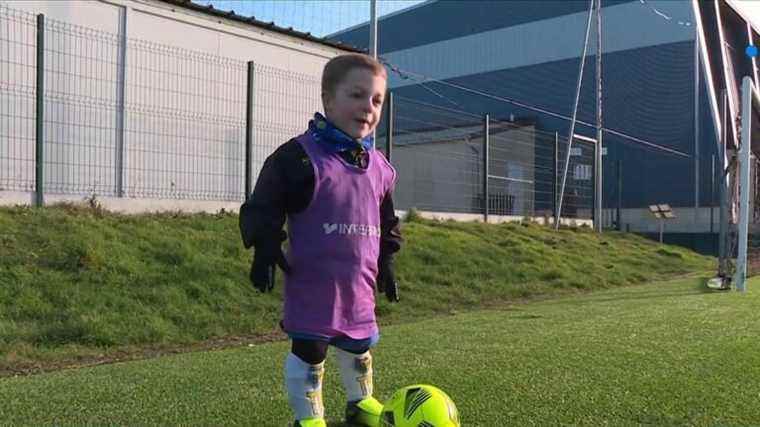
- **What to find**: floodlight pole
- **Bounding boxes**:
[556,0,595,230]
[659,219,664,244]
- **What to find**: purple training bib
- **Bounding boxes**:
[282,133,396,339]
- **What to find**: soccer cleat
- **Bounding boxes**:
[293,418,327,427]
[345,396,384,427]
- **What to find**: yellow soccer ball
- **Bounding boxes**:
[380,384,460,427]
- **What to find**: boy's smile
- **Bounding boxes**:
[323,68,386,140]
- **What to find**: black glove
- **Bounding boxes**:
[376,255,399,302]
[250,242,291,293]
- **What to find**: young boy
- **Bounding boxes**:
[239,53,402,427]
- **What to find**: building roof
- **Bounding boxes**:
[158,0,363,53]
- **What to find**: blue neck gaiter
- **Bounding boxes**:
[308,112,374,154]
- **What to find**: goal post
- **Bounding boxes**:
[734,76,760,292]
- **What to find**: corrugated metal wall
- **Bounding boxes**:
[336,0,718,210]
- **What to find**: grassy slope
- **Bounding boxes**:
[2,276,758,425]
[0,204,714,370]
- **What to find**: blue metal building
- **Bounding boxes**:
[331,0,755,227]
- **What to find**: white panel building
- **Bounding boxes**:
[0,0,354,212]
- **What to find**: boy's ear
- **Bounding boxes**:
[322,91,332,114]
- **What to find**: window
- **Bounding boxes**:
[574,164,591,181]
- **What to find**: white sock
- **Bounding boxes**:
[334,347,373,402]
[285,352,325,420]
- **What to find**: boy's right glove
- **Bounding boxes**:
[250,242,291,293]
[376,255,399,302]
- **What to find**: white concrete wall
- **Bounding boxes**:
[0,0,344,213]
[397,209,593,227]
[602,206,719,233]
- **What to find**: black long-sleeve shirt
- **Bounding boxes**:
[239,139,402,262]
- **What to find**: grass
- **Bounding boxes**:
[0,203,714,372]
[1,276,758,425]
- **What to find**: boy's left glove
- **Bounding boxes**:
[376,255,399,303]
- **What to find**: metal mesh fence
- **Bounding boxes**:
[43,18,122,197]
[250,63,321,182]
[556,136,596,220]
[0,4,324,204]
[124,38,247,201]
[488,116,541,217]
[391,95,483,214]
[0,4,36,193]
[389,95,594,219]
[2,3,596,220]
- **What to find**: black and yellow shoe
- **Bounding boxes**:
[345,397,383,427]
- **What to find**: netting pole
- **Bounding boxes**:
[556,0,594,230]
[369,0,377,59]
[694,25,701,209]
[35,14,45,208]
[369,0,378,150]
[718,90,729,278]
[734,76,754,292]
[594,0,603,233]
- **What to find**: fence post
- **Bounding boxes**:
[553,132,558,224]
[35,14,45,207]
[592,140,597,226]
[385,91,393,162]
[115,9,127,197]
[617,159,622,231]
[710,154,715,234]
[245,61,254,201]
[483,113,489,222]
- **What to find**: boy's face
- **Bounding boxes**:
[323,68,386,140]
